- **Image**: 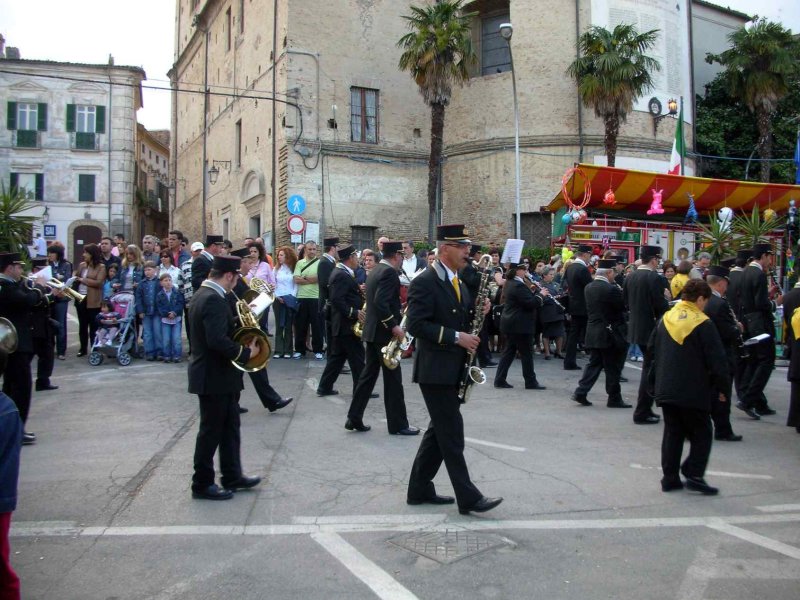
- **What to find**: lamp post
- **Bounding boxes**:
[499,23,521,240]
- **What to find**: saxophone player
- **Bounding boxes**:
[406,225,502,515]
[346,241,419,435]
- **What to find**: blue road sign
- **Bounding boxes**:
[288,195,306,215]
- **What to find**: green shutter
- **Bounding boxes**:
[35,174,44,200]
[95,105,105,134]
[66,104,76,132]
[7,102,17,130]
[79,174,95,202]
[37,103,47,131]
[10,173,18,192]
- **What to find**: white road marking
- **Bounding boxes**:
[625,361,642,370]
[629,463,773,480]
[306,377,345,404]
[294,514,447,525]
[380,420,527,452]
[311,532,420,600]
[756,504,800,513]
[706,520,800,560]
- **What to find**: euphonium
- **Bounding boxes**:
[244,276,275,314]
[0,318,18,354]
[457,255,494,403]
[380,309,414,369]
[230,290,271,372]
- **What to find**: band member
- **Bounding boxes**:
[727,249,751,398]
[188,255,262,500]
[346,241,419,435]
[703,265,742,441]
[652,280,730,495]
[624,245,669,425]
[737,243,780,419]
[571,259,629,407]
[318,237,339,356]
[782,279,800,434]
[563,244,593,370]
[406,224,502,515]
[494,263,546,390]
[461,244,496,368]
[30,258,57,392]
[316,245,366,396]
[47,244,72,360]
[0,252,49,445]
[191,235,223,292]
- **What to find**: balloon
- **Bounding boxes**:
[647,189,664,215]
[561,213,572,224]
[718,206,734,231]
[763,208,776,221]
[684,194,698,224]
[603,188,616,205]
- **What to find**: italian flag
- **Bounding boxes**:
[667,104,684,175]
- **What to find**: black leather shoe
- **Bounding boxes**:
[525,383,546,390]
[715,433,743,441]
[35,383,58,391]
[459,496,503,515]
[77,351,87,357]
[223,475,261,491]
[684,476,718,495]
[755,406,776,416]
[392,426,420,436]
[192,484,234,500]
[267,397,293,412]
[607,400,632,408]
[317,389,339,397]
[238,406,249,414]
[564,364,581,371]
[571,394,592,406]
[661,478,684,492]
[369,392,380,399]
[619,376,629,383]
[735,402,760,420]
[494,381,513,389]
[344,418,371,432]
[634,415,660,424]
[407,494,455,506]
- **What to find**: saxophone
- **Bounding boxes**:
[352,288,367,338]
[457,255,494,403]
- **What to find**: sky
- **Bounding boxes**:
[1,0,798,132]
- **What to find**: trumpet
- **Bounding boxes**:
[380,309,414,369]
[45,278,86,303]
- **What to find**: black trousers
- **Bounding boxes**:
[294,298,323,354]
[575,347,625,400]
[661,404,712,480]
[477,318,492,366]
[192,393,242,490]
[494,333,538,387]
[564,315,587,367]
[739,339,775,410]
[348,341,408,432]
[75,301,100,354]
[52,300,69,356]
[408,384,482,509]
[318,335,364,393]
[633,344,658,421]
[711,357,735,437]
[32,334,55,386]
[248,368,283,409]
[2,351,32,424]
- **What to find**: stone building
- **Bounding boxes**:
[691,0,750,94]
[135,124,171,243]
[171,0,695,249]
[0,49,145,263]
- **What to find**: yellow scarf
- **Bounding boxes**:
[663,300,709,345]
[791,307,800,339]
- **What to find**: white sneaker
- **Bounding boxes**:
[314,353,324,360]
[292,352,302,359]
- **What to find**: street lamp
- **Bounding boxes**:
[651,97,678,136]
[208,160,231,185]
[499,22,521,240]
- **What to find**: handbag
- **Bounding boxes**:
[281,294,299,311]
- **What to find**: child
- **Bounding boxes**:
[156,273,185,363]
[104,264,119,299]
[135,261,163,361]
[94,300,121,346]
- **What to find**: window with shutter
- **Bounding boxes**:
[7,101,17,130]
[350,87,379,144]
[78,174,96,202]
[66,104,76,132]
[37,103,47,131]
[10,173,42,200]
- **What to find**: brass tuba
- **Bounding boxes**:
[0,318,18,354]
[230,290,271,372]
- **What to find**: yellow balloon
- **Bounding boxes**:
[763,208,776,221]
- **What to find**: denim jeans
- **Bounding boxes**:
[627,343,643,359]
[160,322,182,360]
[141,315,163,358]
[52,300,69,356]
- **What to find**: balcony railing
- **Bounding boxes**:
[13,130,40,148]
[71,132,100,150]
[147,190,166,213]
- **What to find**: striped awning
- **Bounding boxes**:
[547,164,800,215]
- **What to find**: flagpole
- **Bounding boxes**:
[679,96,685,176]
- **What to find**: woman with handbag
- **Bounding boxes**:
[74,244,107,357]
[273,246,299,358]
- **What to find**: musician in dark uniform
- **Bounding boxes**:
[190,235,223,292]
[30,258,57,392]
[316,245,366,396]
[571,259,630,407]
[737,243,780,419]
[727,249,751,399]
[318,237,338,356]
[188,255,262,500]
[0,252,49,445]
[651,279,730,495]
[461,244,495,368]
[781,280,800,434]
[563,244,593,370]
[406,224,502,515]
[703,265,743,441]
[623,245,669,424]
[347,241,419,434]
[493,263,546,390]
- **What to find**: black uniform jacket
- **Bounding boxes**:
[459,261,481,298]
[782,287,800,381]
[328,265,363,337]
[726,268,744,318]
[0,277,45,353]
[564,260,592,316]
[623,267,669,347]
[499,278,541,335]
[187,284,250,395]
[30,284,55,339]
[584,278,626,349]
[191,252,212,292]
[739,264,775,337]
[318,254,336,306]
[407,260,473,386]
[362,261,401,345]
[650,314,730,411]
[704,293,740,368]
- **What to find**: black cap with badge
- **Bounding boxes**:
[323,237,339,248]
[337,244,357,260]
[706,265,730,279]
[752,243,773,258]
[640,245,662,261]
[382,241,403,256]
[0,252,25,270]
[229,248,249,259]
[577,244,593,253]
[205,235,224,247]
[597,259,617,269]
[436,224,470,244]
[211,255,241,273]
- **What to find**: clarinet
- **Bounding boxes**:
[726,300,749,360]
[527,276,565,311]
[457,255,494,403]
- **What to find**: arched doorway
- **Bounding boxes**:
[72,225,102,265]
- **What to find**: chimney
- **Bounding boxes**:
[0,34,5,58]
[6,47,20,60]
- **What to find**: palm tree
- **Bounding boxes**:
[398,0,477,241]
[567,24,660,167]
[0,184,37,256]
[733,205,784,247]
[707,19,799,182]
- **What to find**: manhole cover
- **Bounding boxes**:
[389,529,508,564]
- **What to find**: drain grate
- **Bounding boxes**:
[389,529,508,564]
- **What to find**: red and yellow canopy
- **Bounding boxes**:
[547,164,800,214]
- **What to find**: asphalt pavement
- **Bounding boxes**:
[9,322,800,599]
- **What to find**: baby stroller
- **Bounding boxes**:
[88,292,137,366]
